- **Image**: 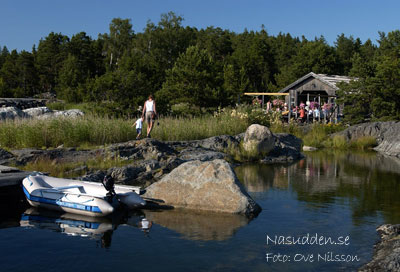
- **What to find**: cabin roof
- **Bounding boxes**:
[279,72,354,93]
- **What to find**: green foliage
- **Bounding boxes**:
[157,45,219,110]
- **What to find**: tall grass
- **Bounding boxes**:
[20,154,133,178]
[350,136,377,150]
[0,114,248,149]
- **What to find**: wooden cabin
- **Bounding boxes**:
[279,72,353,105]
[278,72,354,120]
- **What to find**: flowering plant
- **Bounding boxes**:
[272,99,284,107]
[322,103,332,111]
[309,101,319,110]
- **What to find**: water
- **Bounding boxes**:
[1,151,400,272]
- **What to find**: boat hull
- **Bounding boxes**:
[22,175,146,217]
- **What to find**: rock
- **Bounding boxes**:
[108,138,177,161]
[261,133,303,163]
[0,107,26,120]
[196,135,241,151]
[359,224,400,272]
[303,145,318,151]
[0,148,15,165]
[178,147,228,161]
[80,170,106,182]
[38,109,85,119]
[143,159,261,217]
[23,107,52,117]
[243,124,275,156]
[335,121,400,158]
[110,166,144,184]
[0,98,46,109]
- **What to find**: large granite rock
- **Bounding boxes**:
[0,107,26,120]
[23,107,52,117]
[335,121,400,158]
[261,133,304,163]
[359,224,400,272]
[143,159,261,217]
[243,124,275,156]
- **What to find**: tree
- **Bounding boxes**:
[335,34,361,75]
[36,32,69,92]
[101,18,134,70]
[15,50,38,97]
[157,45,219,110]
[230,30,275,92]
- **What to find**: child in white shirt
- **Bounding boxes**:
[133,117,144,139]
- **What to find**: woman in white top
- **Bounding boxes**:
[142,94,157,138]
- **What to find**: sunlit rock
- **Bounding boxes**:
[143,159,261,217]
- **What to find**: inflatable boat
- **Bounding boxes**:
[22,174,146,217]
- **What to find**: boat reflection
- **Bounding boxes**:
[19,207,152,248]
[20,207,114,238]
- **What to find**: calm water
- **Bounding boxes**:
[1,151,400,272]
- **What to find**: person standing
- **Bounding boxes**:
[142,95,157,138]
[132,117,144,139]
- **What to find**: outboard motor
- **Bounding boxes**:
[102,174,116,203]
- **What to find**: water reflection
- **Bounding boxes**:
[144,209,251,241]
[236,150,400,223]
[8,207,149,248]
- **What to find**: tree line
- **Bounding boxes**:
[0,12,399,122]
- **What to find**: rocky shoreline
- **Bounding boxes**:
[359,224,400,272]
[335,121,400,158]
[0,124,302,217]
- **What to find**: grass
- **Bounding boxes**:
[0,104,376,153]
[350,136,378,150]
[0,113,249,149]
[20,154,133,178]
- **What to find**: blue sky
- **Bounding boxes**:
[1,0,400,52]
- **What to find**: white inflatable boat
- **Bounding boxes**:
[22,174,146,217]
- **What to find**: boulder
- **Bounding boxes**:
[243,124,275,156]
[23,107,52,117]
[143,159,261,217]
[38,109,85,119]
[261,133,303,163]
[359,224,400,271]
[0,107,25,120]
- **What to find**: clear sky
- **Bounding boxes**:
[1,0,400,52]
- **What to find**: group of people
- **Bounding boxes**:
[133,94,157,139]
[264,99,332,123]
